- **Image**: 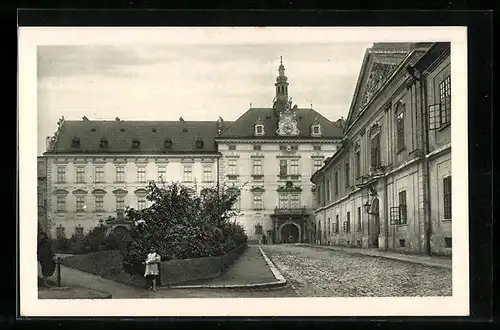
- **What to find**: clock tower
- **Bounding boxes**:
[274,57,300,136]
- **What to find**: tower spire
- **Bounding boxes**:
[275,56,289,104]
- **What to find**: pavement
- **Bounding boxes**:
[38,286,112,299]
[296,243,452,269]
[262,244,452,297]
[169,245,285,289]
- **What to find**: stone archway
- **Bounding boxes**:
[280,223,300,244]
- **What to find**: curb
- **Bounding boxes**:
[167,247,287,290]
[300,244,452,270]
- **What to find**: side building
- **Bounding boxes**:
[37,156,48,233]
[42,118,232,238]
[216,59,343,244]
[311,42,451,256]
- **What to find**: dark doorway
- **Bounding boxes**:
[281,223,299,243]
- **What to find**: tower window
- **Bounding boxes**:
[99,138,108,149]
[164,138,172,150]
[132,139,140,149]
[195,139,204,149]
[71,137,81,149]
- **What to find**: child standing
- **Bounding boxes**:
[143,246,161,291]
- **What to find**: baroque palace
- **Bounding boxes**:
[38,58,344,244]
[311,42,451,255]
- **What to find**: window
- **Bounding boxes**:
[444,237,452,248]
[334,171,339,195]
[75,226,84,237]
[228,145,236,150]
[253,160,262,175]
[183,165,193,182]
[255,124,264,135]
[355,149,361,178]
[313,159,323,172]
[327,218,331,236]
[290,160,299,175]
[157,166,166,182]
[345,162,350,187]
[137,166,146,182]
[76,196,85,212]
[279,160,287,176]
[132,139,140,149]
[99,138,108,149]
[326,179,331,203]
[357,207,362,232]
[344,212,351,233]
[253,145,261,151]
[164,138,172,149]
[335,215,339,233]
[399,239,406,248]
[76,166,86,183]
[253,194,263,210]
[56,196,66,212]
[439,75,451,126]
[227,160,237,175]
[56,167,66,183]
[255,224,263,235]
[116,196,125,212]
[370,133,381,168]
[313,145,322,151]
[279,194,289,209]
[38,193,44,208]
[396,106,406,152]
[95,196,104,212]
[443,176,452,219]
[56,225,66,239]
[312,124,321,135]
[290,194,300,208]
[95,166,104,183]
[399,190,407,225]
[116,166,125,183]
[203,165,213,182]
[195,139,204,149]
[138,197,146,211]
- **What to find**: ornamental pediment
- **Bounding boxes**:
[91,188,107,195]
[53,188,69,195]
[112,188,128,195]
[72,189,88,195]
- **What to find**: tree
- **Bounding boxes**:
[121,181,247,275]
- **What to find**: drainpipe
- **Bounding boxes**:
[383,176,389,251]
[418,75,432,256]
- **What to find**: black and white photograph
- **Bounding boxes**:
[19,26,469,317]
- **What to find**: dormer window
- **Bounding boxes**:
[195,138,204,149]
[255,124,264,136]
[311,124,322,136]
[132,139,140,149]
[99,138,108,149]
[164,138,172,150]
[71,137,80,149]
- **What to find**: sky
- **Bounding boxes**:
[37,32,373,155]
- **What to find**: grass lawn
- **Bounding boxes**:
[60,250,146,288]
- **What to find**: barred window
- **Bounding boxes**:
[443,176,452,219]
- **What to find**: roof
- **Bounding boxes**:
[45,119,234,154]
[217,107,343,139]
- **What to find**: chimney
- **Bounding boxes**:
[82,116,89,121]
[46,136,51,151]
[217,116,224,134]
[115,117,120,122]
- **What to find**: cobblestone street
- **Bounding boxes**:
[262,244,452,297]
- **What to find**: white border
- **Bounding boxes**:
[19,26,469,317]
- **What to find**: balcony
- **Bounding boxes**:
[277,174,301,181]
[273,206,307,215]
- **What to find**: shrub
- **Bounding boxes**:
[121,181,247,276]
[68,233,86,254]
[52,236,70,253]
[83,225,107,253]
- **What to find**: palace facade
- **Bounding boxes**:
[311,42,451,256]
[39,59,344,241]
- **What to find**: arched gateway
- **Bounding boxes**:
[280,223,300,243]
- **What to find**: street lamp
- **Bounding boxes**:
[363,201,372,214]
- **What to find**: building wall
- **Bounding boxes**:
[45,154,220,237]
[37,157,48,233]
[218,141,337,240]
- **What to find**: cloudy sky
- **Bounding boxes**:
[37,32,373,155]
